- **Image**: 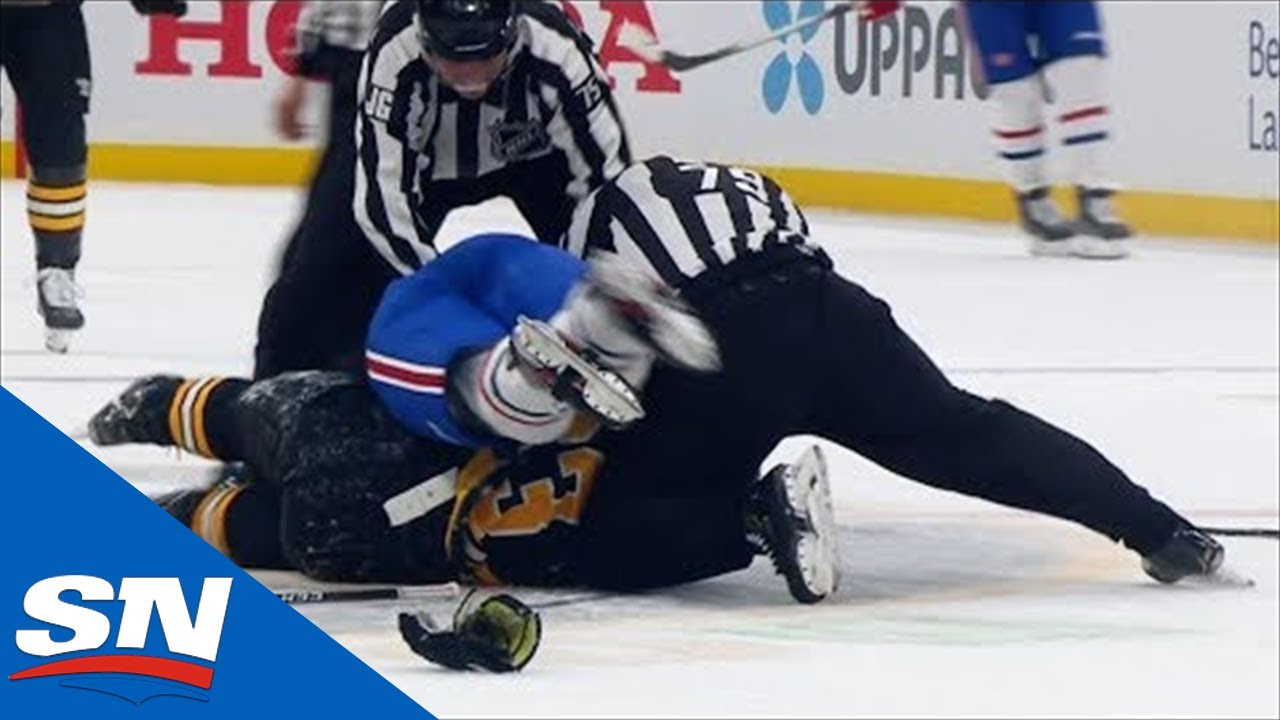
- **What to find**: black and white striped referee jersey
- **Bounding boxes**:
[355,0,631,275]
[563,156,814,289]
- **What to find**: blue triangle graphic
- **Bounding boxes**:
[0,388,436,718]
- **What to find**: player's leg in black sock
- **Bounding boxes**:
[4,1,91,351]
[89,375,251,457]
[158,482,287,569]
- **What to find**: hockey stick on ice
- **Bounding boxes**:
[275,582,612,610]
[274,582,464,605]
[1200,526,1280,540]
[618,1,863,73]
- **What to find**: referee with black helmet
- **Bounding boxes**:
[252,0,632,378]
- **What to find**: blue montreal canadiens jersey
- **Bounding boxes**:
[365,233,586,447]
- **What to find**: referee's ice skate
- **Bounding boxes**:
[748,445,840,604]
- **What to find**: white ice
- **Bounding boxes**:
[2,180,1277,718]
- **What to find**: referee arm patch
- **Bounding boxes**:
[568,74,607,116]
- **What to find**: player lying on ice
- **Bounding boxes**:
[359,155,1229,590]
[88,160,1227,606]
[85,236,833,602]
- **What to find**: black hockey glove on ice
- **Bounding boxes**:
[130,0,187,16]
[399,591,541,673]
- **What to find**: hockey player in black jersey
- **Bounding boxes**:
[252,0,633,378]
[87,230,831,602]
[0,0,186,352]
[86,368,836,603]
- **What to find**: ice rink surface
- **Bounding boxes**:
[2,180,1277,718]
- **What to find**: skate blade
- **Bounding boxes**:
[44,328,74,353]
[785,445,840,599]
[1028,238,1077,257]
[514,316,645,427]
[1071,236,1131,259]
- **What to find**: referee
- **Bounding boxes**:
[253,0,632,378]
[254,0,386,378]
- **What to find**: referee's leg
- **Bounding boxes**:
[810,272,1189,555]
[253,140,390,377]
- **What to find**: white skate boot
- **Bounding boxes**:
[36,267,85,353]
[747,444,841,604]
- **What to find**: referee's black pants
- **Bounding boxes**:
[575,246,1192,590]
[252,55,393,379]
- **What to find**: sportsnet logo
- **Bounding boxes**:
[10,575,232,705]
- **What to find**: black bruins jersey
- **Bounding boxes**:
[245,371,602,586]
[444,419,605,587]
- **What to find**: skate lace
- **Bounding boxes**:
[744,511,772,555]
[745,486,795,580]
[37,268,84,309]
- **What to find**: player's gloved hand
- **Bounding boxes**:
[857,0,901,21]
[398,591,541,672]
[130,0,188,17]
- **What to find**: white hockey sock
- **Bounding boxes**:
[988,74,1049,193]
[1045,55,1114,190]
[454,338,575,445]
[550,283,656,389]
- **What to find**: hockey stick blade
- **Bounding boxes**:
[618,2,858,73]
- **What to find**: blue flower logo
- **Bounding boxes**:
[761,0,826,115]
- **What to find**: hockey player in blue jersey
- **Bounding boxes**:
[364,232,719,451]
[960,0,1133,258]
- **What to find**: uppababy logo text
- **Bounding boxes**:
[759,0,988,115]
[10,575,233,705]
